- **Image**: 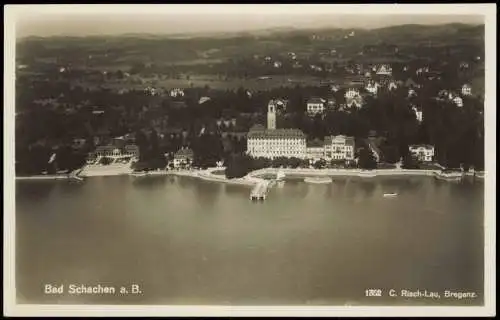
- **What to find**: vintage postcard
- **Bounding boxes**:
[3,4,496,317]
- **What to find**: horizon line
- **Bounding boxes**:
[16,22,485,40]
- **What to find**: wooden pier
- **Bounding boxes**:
[250,181,270,201]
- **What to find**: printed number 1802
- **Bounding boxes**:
[365,289,382,297]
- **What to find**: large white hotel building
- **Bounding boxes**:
[247,102,307,159]
[247,101,355,162]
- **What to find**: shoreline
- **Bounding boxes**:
[15,175,74,181]
[248,168,486,179]
[15,168,485,182]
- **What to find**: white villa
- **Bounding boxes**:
[173,147,194,168]
[453,96,464,107]
[307,97,326,115]
[345,88,360,99]
[411,105,423,123]
[91,144,139,160]
[324,135,355,161]
[462,84,472,96]
[409,145,435,162]
[365,81,380,95]
[170,88,185,97]
[376,64,392,76]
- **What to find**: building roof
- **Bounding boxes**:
[409,144,434,150]
[95,145,119,152]
[307,97,325,104]
[249,124,266,132]
[324,135,355,146]
[376,64,392,74]
[199,96,211,104]
[307,139,325,148]
[175,148,194,158]
[124,144,139,151]
[247,128,306,139]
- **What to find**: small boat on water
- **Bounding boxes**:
[304,176,333,184]
[383,193,398,197]
[434,170,463,182]
[475,171,485,179]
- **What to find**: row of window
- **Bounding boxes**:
[95,151,138,157]
[250,149,304,153]
[249,139,304,142]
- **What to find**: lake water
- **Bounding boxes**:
[15,175,484,306]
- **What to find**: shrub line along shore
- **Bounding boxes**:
[15,167,484,184]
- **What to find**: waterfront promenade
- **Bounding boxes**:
[15,166,485,182]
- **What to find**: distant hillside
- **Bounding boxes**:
[18,22,483,41]
[16,22,484,65]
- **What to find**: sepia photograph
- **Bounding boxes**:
[4,4,496,317]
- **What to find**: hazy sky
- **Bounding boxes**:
[13,7,485,38]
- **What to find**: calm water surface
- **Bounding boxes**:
[16,175,484,305]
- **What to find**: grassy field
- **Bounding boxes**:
[78,74,339,91]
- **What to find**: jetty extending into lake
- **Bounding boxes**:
[250,180,271,201]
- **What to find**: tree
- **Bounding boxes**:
[401,150,420,169]
[100,157,113,165]
[330,159,345,168]
[289,157,302,168]
[135,130,149,162]
[272,156,289,168]
[150,129,159,157]
[357,147,377,170]
[313,159,327,169]
[225,153,253,179]
[380,145,400,164]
